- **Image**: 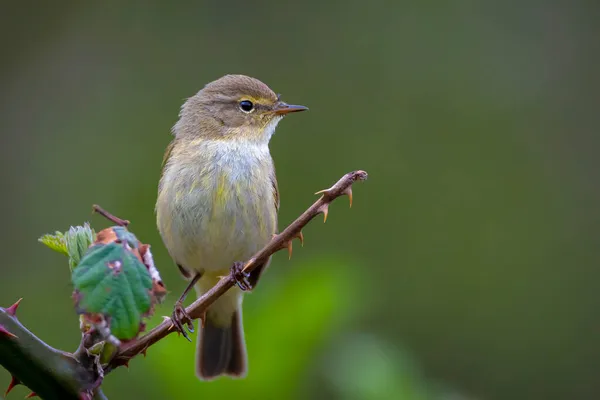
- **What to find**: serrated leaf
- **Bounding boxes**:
[38,232,68,256]
[39,223,96,269]
[72,242,153,340]
[64,223,96,269]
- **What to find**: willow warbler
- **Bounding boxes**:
[156,75,307,380]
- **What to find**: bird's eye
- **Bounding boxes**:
[239,100,254,113]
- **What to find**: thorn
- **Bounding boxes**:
[296,231,304,247]
[314,188,330,197]
[6,298,22,317]
[123,360,130,369]
[283,231,305,259]
[0,324,17,339]
[320,204,329,223]
[199,311,207,329]
[79,393,93,400]
[344,187,353,208]
[142,348,147,358]
[25,392,38,399]
[5,375,20,396]
[162,316,175,331]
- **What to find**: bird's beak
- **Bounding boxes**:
[273,102,309,115]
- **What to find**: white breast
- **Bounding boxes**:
[157,139,277,275]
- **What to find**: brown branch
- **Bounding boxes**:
[92,204,130,227]
[106,170,368,372]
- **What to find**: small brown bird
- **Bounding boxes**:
[156,75,307,379]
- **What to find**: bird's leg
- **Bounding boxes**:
[230,262,252,291]
[171,272,201,342]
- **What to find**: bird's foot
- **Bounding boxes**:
[171,302,194,342]
[230,262,252,291]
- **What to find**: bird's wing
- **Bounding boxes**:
[271,168,280,213]
[248,168,279,289]
[161,139,177,170]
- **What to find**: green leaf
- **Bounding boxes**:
[38,231,68,256]
[39,223,96,269]
[72,242,153,340]
[100,342,119,365]
[64,223,96,269]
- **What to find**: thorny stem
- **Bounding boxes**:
[0,170,367,398]
[0,306,96,399]
[106,170,367,372]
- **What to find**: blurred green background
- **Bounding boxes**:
[1,1,599,399]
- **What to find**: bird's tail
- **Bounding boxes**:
[196,307,247,380]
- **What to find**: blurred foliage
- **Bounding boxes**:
[1,1,600,399]
[149,260,357,399]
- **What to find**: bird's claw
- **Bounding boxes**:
[230,262,252,291]
[171,302,194,342]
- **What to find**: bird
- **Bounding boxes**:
[156,74,307,380]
